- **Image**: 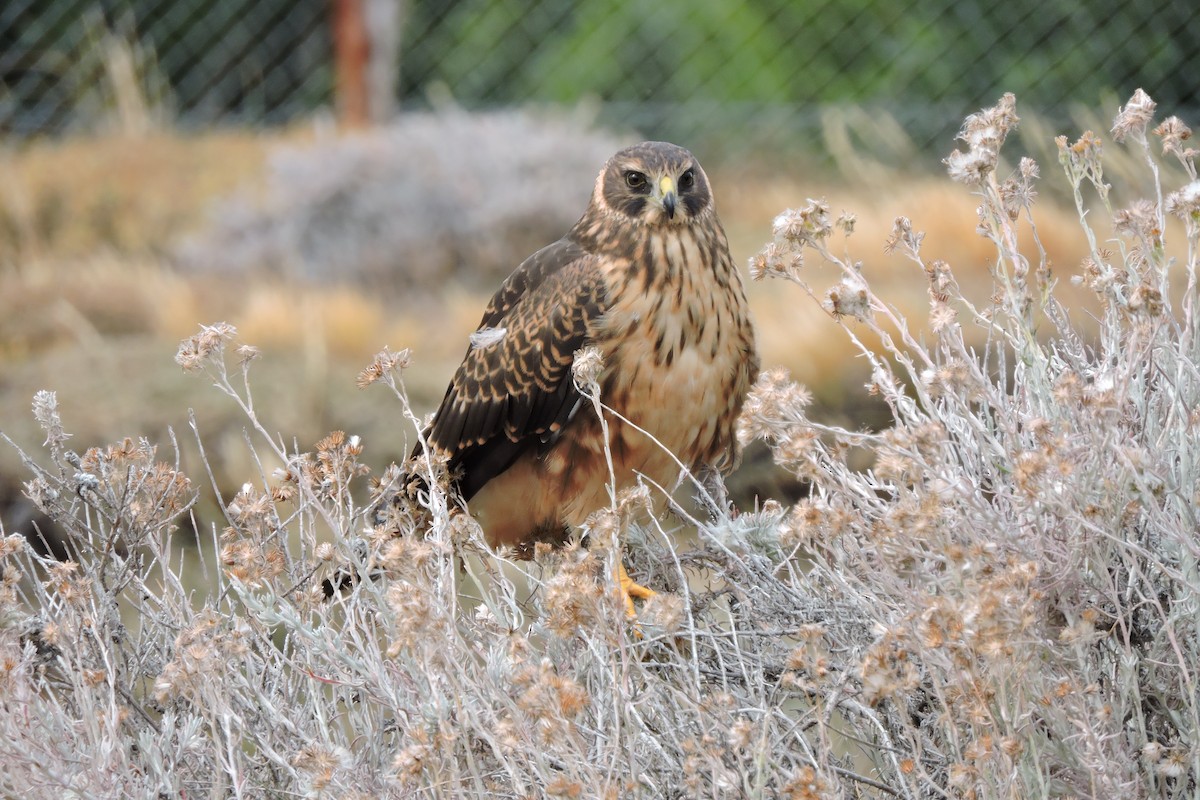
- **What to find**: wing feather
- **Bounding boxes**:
[420,237,607,501]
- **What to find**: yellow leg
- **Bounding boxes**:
[616,560,657,618]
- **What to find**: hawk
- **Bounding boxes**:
[402,141,758,611]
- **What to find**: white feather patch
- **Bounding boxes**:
[469,326,507,349]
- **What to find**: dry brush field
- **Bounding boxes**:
[1,94,1198,797]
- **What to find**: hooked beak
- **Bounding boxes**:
[658,176,677,220]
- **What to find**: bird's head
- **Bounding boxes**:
[594,141,713,227]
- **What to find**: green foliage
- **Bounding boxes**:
[402,0,1197,115]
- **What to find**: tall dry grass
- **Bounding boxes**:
[2,90,1199,797]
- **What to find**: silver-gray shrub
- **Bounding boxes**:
[176,108,627,291]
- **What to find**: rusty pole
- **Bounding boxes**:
[332,0,370,128]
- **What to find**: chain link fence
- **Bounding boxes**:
[3,0,1198,158]
[1,0,328,134]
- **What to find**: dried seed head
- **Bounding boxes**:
[823,272,871,321]
[387,582,437,654]
[236,344,260,365]
[1112,198,1161,242]
[24,476,59,513]
[1153,115,1193,160]
[728,718,754,751]
[749,200,833,285]
[885,216,925,257]
[356,347,412,388]
[513,658,589,743]
[1165,181,1200,220]
[571,345,605,389]
[736,367,813,447]
[31,390,70,447]
[546,777,584,798]
[782,766,831,800]
[772,200,832,248]
[1056,131,1107,194]
[748,247,770,281]
[998,173,1038,219]
[945,148,997,185]
[1157,748,1188,777]
[542,548,608,638]
[154,610,251,703]
[175,322,236,372]
[220,540,286,587]
[859,637,920,705]
[392,742,430,779]
[999,735,1024,760]
[748,240,803,282]
[1112,88,1156,143]
[929,302,959,334]
[835,211,856,236]
[1128,283,1164,317]
[946,93,1019,183]
[640,592,684,635]
[292,745,350,790]
[0,534,24,558]
[1013,450,1048,495]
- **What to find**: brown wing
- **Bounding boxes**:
[422,238,607,501]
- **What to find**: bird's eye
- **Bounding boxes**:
[624,171,647,190]
[679,169,695,190]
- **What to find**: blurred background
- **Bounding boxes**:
[2,0,1197,538]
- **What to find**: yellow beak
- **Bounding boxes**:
[659,176,677,220]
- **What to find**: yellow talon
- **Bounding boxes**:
[616,560,657,619]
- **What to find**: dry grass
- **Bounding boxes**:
[3,92,1200,796]
[0,131,273,264]
[0,115,1095,453]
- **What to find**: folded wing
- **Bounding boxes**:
[422,238,608,501]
